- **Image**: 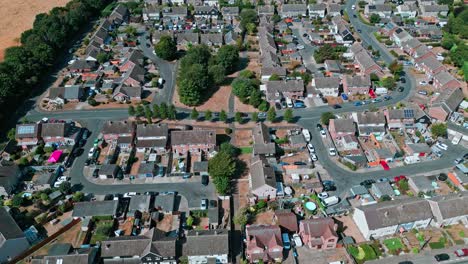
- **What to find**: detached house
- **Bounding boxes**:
[331,16,354,43]
[184,230,229,264]
[353,198,433,239]
[432,71,461,90]
[136,124,168,153]
[41,123,79,146]
[298,218,338,250]
[428,192,468,227]
[355,112,386,137]
[221,6,239,20]
[48,86,84,103]
[396,4,418,18]
[0,163,22,197]
[328,119,356,140]
[265,80,304,102]
[245,225,283,263]
[312,77,341,97]
[252,123,276,156]
[343,75,371,95]
[16,124,41,147]
[170,130,216,155]
[109,4,129,25]
[420,5,449,17]
[113,85,142,102]
[401,38,423,56]
[327,3,342,17]
[279,4,307,18]
[428,88,463,121]
[261,67,286,81]
[308,3,327,18]
[364,4,393,18]
[385,108,415,130]
[354,50,383,77]
[250,155,277,200]
[392,28,412,47]
[177,32,199,50]
[200,33,223,47]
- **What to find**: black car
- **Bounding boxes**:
[293,161,307,165]
[360,179,376,188]
[398,262,413,264]
[400,78,406,83]
[302,33,308,37]
[323,185,337,192]
[317,124,323,130]
[398,86,404,92]
[146,43,151,47]
[434,253,450,262]
[353,14,357,17]
[210,200,217,208]
[93,169,99,178]
[79,139,86,147]
[332,104,341,109]
[464,153,468,159]
[202,175,209,186]
[72,148,84,157]
[81,128,90,140]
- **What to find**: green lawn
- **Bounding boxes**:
[240,146,253,154]
[383,238,404,251]
[90,220,114,244]
[348,244,379,264]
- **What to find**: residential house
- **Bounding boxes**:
[417,0,436,5]
[170,130,216,155]
[371,182,395,199]
[405,143,431,157]
[16,123,41,147]
[137,162,157,178]
[68,60,97,73]
[252,123,276,156]
[415,56,446,79]
[265,80,304,102]
[354,49,383,77]
[48,86,84,102]
[128,195,152,215]
[123,65,146,87]
[428,88,463,121]
[428,192,468,227]
[143,5,161,21]
[31,245,99,264]
[279,4,307,18]
[177,32,199,49]
[91,27,110,46]
[324,60,343,73]
[420,5,449,17]
[250,155,277,200]
[417,27,443,40]
[328,119,356,140]
[308,3,327,18]
[135,123,168,153]
[0,207,30,263]
[274,209,298,233]
[101,228,177,264]
[200,33,223,46]
[331,16,354,43]
[392,28,412,47]
[109,4,130,25]
[327,3,342,17]
[401,38,422,56]
[385,108,415,130]
[152,31,175,44]
[257,5,275,17]
[98,164,122,179]
[0,162,22,197]
[208,208,220,229]
[395,4,418,18]
[413,45,436,63]
[342,75,371,95]
[261,67,286,81]
[353,198,433,239]
[408,174,439,194]
[184,229,229,264]
[298,218,338,250]
[113,85,142,102]
[102,120,135,146]
[354,112,386,136]
[221,6,239,20]
[311,77,341,97]
[433,71,462,90]
[154,194,176,213]
[245,225,283,263]
[193,161,208,176]
[41,123,78,146]
[204,0,219,6]
[364,4,393,18]
[120,49,145,72]
[193,6,219,18]
[162,6,188,21]
[72,200,119,218]
[339,135,360,150]
[224,31,239,45]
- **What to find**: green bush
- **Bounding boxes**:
[429,242,445,249]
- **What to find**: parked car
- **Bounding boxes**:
[419,81,428,85]
[293,161,307,166]
[398,86,404,92]
[417,90,428,95]
[454,158,464,164]
[377,177,390,183]
[318,192,329,199]
[360,179,376,188]
[200,199,208,210]
[384,95,392,100]
[320,130,327,138]
[310,154,318,161]
[357,29,362,33]
[292,234,303,247]
[294,101,306,108]
[354,101,363,106]
[307,143,315,153]
[302,129,311,142]
[372,98,382,103]
[332,104,341,109]
[454,248,468,257]
[436,142,448,150]
[316,124,323,130]
[202,175,209,186]
[328,148,336,156]
[434,253,450,262]
[400,78,406,83]
[282,233,291,249]
[464,153,468,159]
[341,94,348,100]
[258,112,267,118]
[88,147,95,158]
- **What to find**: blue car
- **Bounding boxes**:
[354,101,362,106]
[341,94,348,100]
[294,102,306,108]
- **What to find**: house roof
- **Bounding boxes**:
[433,87,463,113]
[221,6,239,15]
[177,32,199,44]
[281,4,307,13]
[309,3,327,11]
[371,182,395,197]
[125,65,145,83]
[388,108,415,119]
[434,71,459,86]
[72,200,119,217]
[406,143,431,153]
[33,247,98,264]
[299,218,337,240]
[357,112,385,125]
[402,38,422,50]
[0,163,21,195]
[421,4,449,13]
[49,86,83,100]
[274,209,298,232]
[429,192,468,220]
[102,121,134,135]
[324,60,342,72]
[356,198,433,229]
[330,119,356,133]
[200,33,223,44]
[350,185,368,196]
[250,156,276,190]
[16,124,39,138]
[261,67,286,77]
[355,50,380,71]
[170,129,216,146]
[368,4,392,12]
[208,208,219,224]
[136,123,168,138]
[327,3,342,13]
[419,56,444,71]
[154,194,175,212]
[408,174,437,192]
[69,60,97,70]
[253,123,270,144]
[246,224,282,248]
[184,229,229,256]
[257,5,275,15]
[313,77,341,89]
[128,195,152,214]
[266,80,304,95]
[41,123,67,137]
[0,206,25,242]
[100,164,119,176]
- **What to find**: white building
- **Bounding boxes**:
[353,198,433,239]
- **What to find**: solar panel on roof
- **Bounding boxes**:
[403,109,414,118]
[17,125,35,135]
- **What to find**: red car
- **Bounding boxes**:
[455,248,468,257]
[394,175,407,182]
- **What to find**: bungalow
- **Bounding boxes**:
[0,163,22,197]
[274,209,298,233]
[252,123,276,156]
[221,6,239,20]
[331,16,354,43]
[342,75,371,95]
[170,129,216,155]
[68,60,97,73]
[420,4,449,17]
[193,6,219,18]
[265,80,304,102]
[401,38,422,56]
[385,108,415,130]
[135,123,168,153]
[279,4,307,18]
[328,119,356,140]
[0,207,31,263]
[177,32,199,50]
[245,225,283,263]
[73,200,119,218]
[184,230,229,264]
[261,67,287,81]
[327,3,342,17]
[98,164,121,179]
[364,4,393,18]
[311,77,341,97]
[200,33,223,47]
[101,120,135,142]
[298,218,338,250]
[354,112,386,137]
[250,155,277,200]
[428,88,464,121]
[16,123,41,147]
[48,86,84,102]
[395,4,418,18]
[415,56,446,79]
[428,192,468,227]
[257,5,275,17]
[123,65,145,87]
[113,85,142,102]
[41,123,78,146]
[353,198,433,239]
[433,71,462,90]
[405,143,431,157]
[101,228,177,264]
[308,3,327,18]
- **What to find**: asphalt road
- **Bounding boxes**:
[366,245,468,264]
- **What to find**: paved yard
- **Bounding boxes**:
[283,247,351,264]
[335,215,366,243]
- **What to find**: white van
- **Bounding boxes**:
[302,129,311,142]
[323,196,339,206]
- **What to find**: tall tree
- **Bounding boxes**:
[217,45,239,74]
[154,35,177,61]
[205,110,212,121]
[191,108,199,120]
[235,112,243,123]
[284,109,294,123]
[220,110,227,122]
[267,106,276,122]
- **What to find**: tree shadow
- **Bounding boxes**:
[233,159,247,180]
[216,134,231,145]
[237,56,249,72]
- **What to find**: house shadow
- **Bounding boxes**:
[141,90,152,99]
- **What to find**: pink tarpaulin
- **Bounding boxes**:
[48,150,63,163]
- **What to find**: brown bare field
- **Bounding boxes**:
[172,85,231,112]
[0,0,70,60]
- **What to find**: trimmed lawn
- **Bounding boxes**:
[383,238,404,251]
[240,146,253,154]
[90,220,114,244]
[349,244,379,264]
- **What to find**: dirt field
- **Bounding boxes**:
[172,85,231,112]
[0,0,70,60]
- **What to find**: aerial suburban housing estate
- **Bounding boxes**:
[0,0,467,263]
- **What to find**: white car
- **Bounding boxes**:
[329,148,337,156]
[320,130,327,138]
[318,192,329,199]
[297,44,305,50]
[310,154,318,161]
[307,143,315,153]
[351,5,356,9]
[302,129,311,142]
[88,147,95,158]
[292,234,303,247]
[419,81,428,85]
[57,176,70,182]
[123,192,137,198]
[436,142,448,151]
[200,199,208,210]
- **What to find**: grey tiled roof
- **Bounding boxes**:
[250,156,276,190]
[170,129,216,146]
[72,200,119,217]
[184,229,229,256]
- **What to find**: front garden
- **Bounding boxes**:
[348,243,382,264]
